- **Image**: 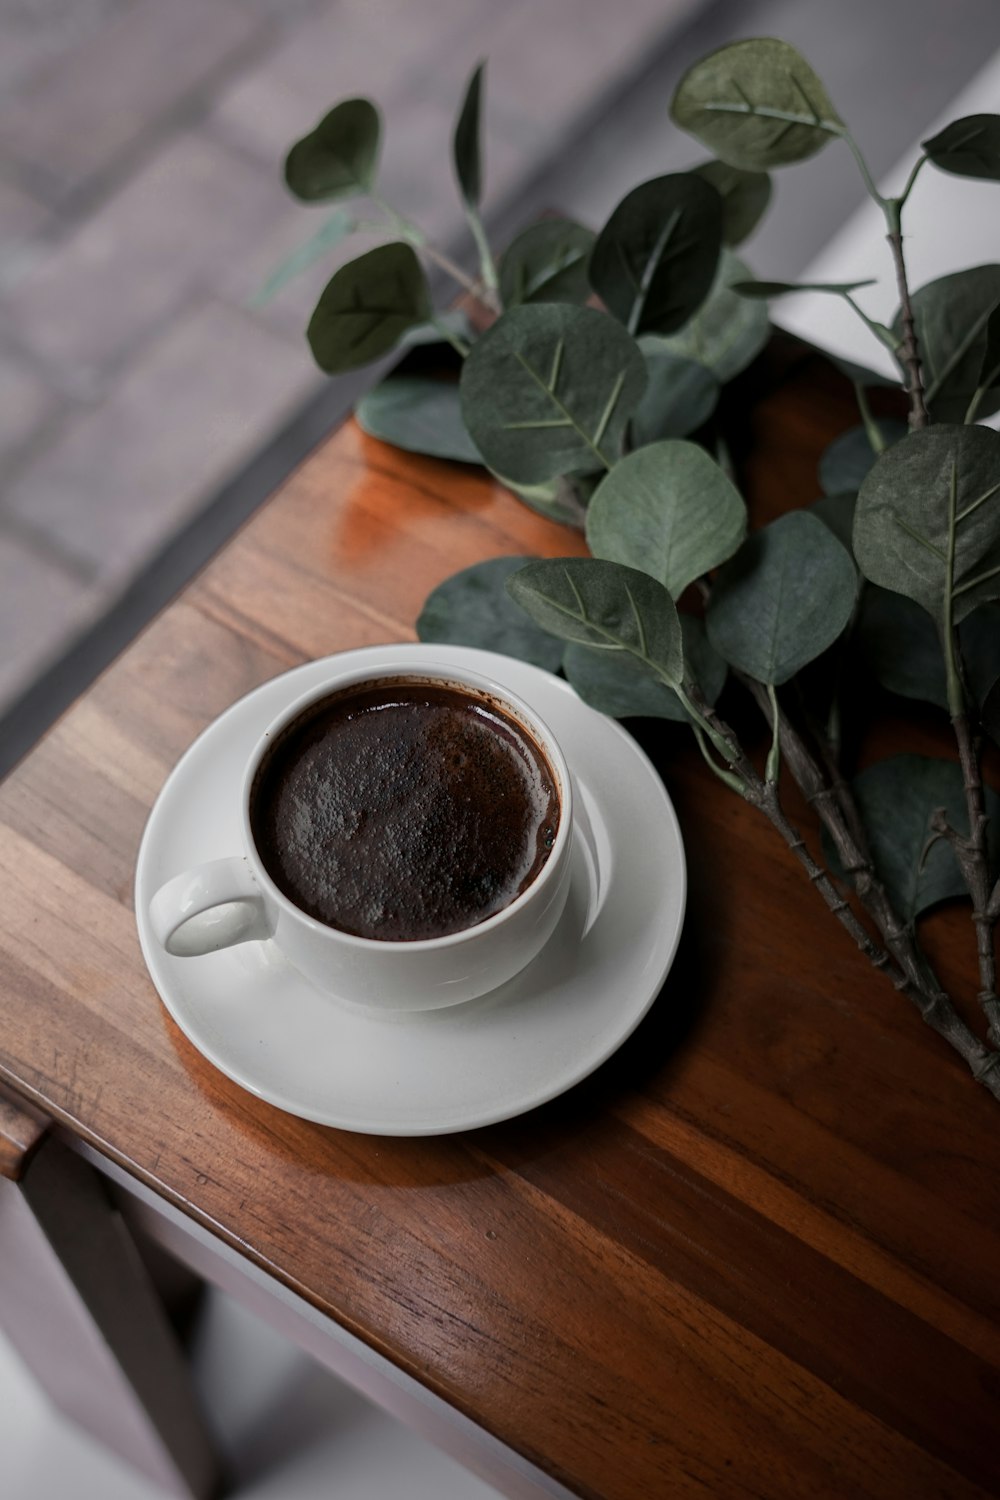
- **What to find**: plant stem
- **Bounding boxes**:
[371,191,500,314]
[841,291,899,355]
[883,197,930,430]
[948,707,1000,1044]
[897,153,928,209]
[852,381,886,453]
[467,206,500,295]
[737,675,1000,1092]
[838,130,928,429]
[840,129,886,209]
[684,689,1000,1102]
[430,316,471,358]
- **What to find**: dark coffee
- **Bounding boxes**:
[250,679,560,942]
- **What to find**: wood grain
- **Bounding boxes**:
[0,342,998,1498]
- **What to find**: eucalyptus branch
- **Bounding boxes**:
[883,198,930,430]
[838,128,886,209]
[731,675,1000,1092]
[371,191,501,314]
[988,877,1000,925]
[897,153,928,209]
[841,292,899,356]
[946,709,1000,1044]
[836,128,929,429]
[852,381,887,454]
[430,316,471,358]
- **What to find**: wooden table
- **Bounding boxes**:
[1,344,998,1500]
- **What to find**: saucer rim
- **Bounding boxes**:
[135,643,687,1135]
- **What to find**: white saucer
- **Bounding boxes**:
[135,645,686,1135]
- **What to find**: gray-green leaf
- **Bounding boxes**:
[458,303,645,484]
[983,675,1000,749]
[732,278,875,299]
[896,265,1000,421]
[507,558,683,683]
[706,510,857,683]
[498,220,595,307]
[654,249,770,382]
[589,174,722,336]
[923,115,1000,182]
[586,439,746,599]
[307,242,431,373]
[488,470,592,528]
[453,62,484,209]
[977,301,1000,391]
[285,98,381,202]
[563,615,726,721]
[417,556,564,670]
[670,38,843,171]
[251,209,357,308]
[631,348,719,445]
[853,424,1000,628]
[818,421,907,496]
[854,589,1000,711]
[810,491,856,552]
[355,376,481,464]
[691,159,771,245]
[828,754,1000,922]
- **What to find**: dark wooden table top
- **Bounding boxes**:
[1,344,998,1500]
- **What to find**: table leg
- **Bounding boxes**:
[0,1128,221,1499]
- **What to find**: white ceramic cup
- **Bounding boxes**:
[148,661,574,1011]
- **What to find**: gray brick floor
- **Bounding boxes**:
[0,0,997,723]
[0,0,688,717]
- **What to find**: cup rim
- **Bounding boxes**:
[238,659,573,950]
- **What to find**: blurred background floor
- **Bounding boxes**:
[0,1279,504,1500]
[2,0,999,751]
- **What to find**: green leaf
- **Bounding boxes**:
[586,439,746,599]
[810,491,856,552]
[818,421,907,496]
[589,174,722,336]
[691,159,771,245]
[923,115,1000,182]
[827,755,1000,922]
[670,38,843,171]
[307,242,431,373]
[706,511,857,684]
[489,471,593,527]
[355,376,481,464]
[853,424,1000,628]
[498,220,595,307]
[631,348,719,445]
[854,589,1000,711]
[399,309,475,350]
[654,249,770,382]
[417,556,564,671]
[977,301,1000,389]
[732,278,875,299]
[458,303,645,484]
[983,675,1000,749]
[563,615,725,721]
[251,209,357,308]
[896,265,1000,420]
[507,558,683,684]
[285,98,381,202]
[453,61,484,209]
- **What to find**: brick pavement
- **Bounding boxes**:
[0,0,688,715]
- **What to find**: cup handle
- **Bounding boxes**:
[149,857,273,957]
